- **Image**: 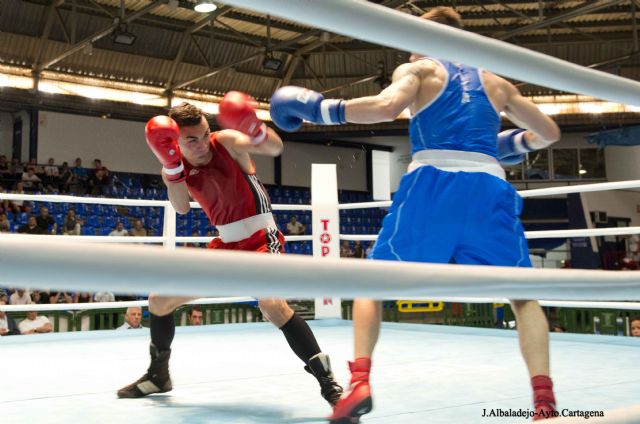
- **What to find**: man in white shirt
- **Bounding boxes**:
[19,309,53,334]
[286,216,305,235]
[9,288,30,305]
[109,222,129,237]
[116,307,145,330]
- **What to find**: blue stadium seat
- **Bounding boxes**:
[81,226,94,236]
[101,227,112,236]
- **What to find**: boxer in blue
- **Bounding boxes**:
[269,7,561,423]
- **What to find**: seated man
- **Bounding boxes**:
[286,215,306,235]
[19,308,53,335]
[117,306,145,330]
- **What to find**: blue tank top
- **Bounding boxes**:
[409,58,501,157]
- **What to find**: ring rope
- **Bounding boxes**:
[0,297,255,312]
[1,237,639,300]
[217,0,640,106]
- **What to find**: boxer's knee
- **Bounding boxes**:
[258,298,294,327]
[149,294,190,316]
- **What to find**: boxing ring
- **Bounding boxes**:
[2,0,640,422]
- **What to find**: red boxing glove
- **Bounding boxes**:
[217,91,268,145]
[145,116,185,183]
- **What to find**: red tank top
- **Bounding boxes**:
[183,133,271,225]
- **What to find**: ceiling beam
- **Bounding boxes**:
[35,0,167,73]
[33,0,65,71]
[170,29,322,90]
[498,0,627,40]
[165,6,230,90]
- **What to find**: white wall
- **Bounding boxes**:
[388,140,411,192]
[604,145,640,182]
[581,191,640,226]
[281,141,367,190]
[0,112,13,156]
[38,111,155,173]
[252,154,275,185]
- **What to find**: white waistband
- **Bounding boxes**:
[216,213,277,243]
[408,149,506,180]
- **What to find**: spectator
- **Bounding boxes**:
[9,181,27,214]
[183,229,202,248]
[352,240,365,258]
[9,288,30,305]
[286,215,306,235]
[58,162,73,193]
[94,292,116,303]
[9,158,23,183]
[116,306,144,330]
[62,209,81,235]
[0,184,8,213]
[93,159,109,177]
[31,289,50,304]
[0,212,10,232]
[631,317,640,337]
[21,167,42,192]
[550,323,566,333]
[109,222,128,237]
[88,167,111,196]
[70,157,88,195]
[0,299,20,336]
[49,290,73,304]
[129,219,148,237]
[76,292,93,303]
[17,216,44,234]
[340,240,353,258]
[18,307,53,335]
[43,158,60,193]
[26,158,45,179]
[36,206,57,234]
[188,306,204,326]
[0,155,10,182]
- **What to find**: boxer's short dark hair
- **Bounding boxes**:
[169,102,205,128]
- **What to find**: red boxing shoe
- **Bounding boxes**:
[531,375,556,421]
[329,358,373,424]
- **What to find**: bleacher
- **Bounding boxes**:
[4,168,387,256]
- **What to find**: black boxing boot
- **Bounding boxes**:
[117,344,172,398]
[305,352,343,406]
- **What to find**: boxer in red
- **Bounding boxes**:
[117,92,342,406]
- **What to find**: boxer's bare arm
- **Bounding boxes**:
[501,79,560,148]
[217,128,283,157]
[344,62,422,123]
[162,172,190,214]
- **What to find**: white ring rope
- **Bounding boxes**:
[340,226,640,242]
[339,180,640,210]
[423,298,640,311]
[218,0,640,106]
[1,237,639,300]
[0,192,167,207]
[0,297,255,312]
[4,296,638,313]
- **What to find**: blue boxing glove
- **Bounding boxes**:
[496,129,533,166]
[269,86,346,132]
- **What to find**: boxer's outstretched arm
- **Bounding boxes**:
[344,63,421,124]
